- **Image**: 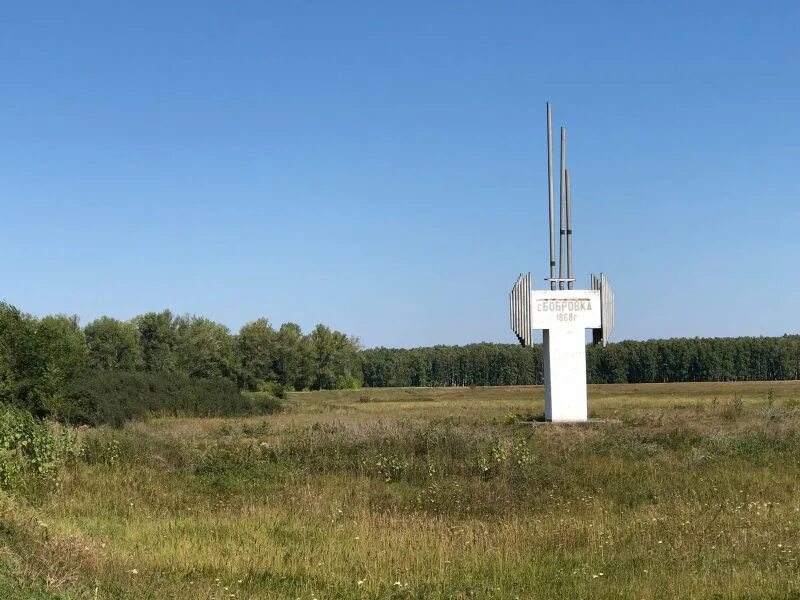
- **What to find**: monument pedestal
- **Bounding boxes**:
[543,328,588,422]
[511,286,601,423]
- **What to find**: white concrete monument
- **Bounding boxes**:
[509,104,615,422]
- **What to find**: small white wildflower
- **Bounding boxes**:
[130,569,139,575]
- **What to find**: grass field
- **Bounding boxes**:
[2,381,800,599]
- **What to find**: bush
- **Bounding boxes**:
[248,392,283,414]
[338,374,362,390]
[0,405,81,492]
[258,381,289,399]
[60,371,256,426]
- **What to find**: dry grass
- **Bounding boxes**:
[3,381,800,599]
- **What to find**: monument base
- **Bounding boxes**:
[543,328,588,422]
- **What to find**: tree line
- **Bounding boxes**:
[0,302,361,421]
[3,299,799,422]
[361,336,800,387]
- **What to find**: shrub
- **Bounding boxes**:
[258,381,289,400]
[60,371,255,426]
[338,374,361,390]
[248,392,283,414]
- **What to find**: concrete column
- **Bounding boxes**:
[543,327,588,422]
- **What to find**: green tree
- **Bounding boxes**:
[134,310,178,372]
[273,323,312,391]
[308,324,361,389]
[84,316,142,371]
[28,314,90,417]
[174,315,238,380]
[0,302,37,405]
[237,318,277,390]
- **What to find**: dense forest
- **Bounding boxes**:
[361,336,800,387]
[1,300,799,424]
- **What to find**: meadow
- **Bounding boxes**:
[2,382,799,599]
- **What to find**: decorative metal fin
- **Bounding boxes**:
[591,273,615,346]
[509,272,533,347]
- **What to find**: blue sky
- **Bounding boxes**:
[1,1,798,348]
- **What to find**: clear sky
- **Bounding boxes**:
[1,1,798,348]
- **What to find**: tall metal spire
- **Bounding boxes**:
[558,127,567,290]
[546,103,556,290]
[566,168,573,290]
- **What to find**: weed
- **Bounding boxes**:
[375,452,408,482]
[514,438,532,466]
[0,407,80,492]
[722,395,744,419]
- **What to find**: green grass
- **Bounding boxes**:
[2,382,800,599]
[0,560,68,599]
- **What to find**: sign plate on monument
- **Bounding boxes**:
[530,290,601,330]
